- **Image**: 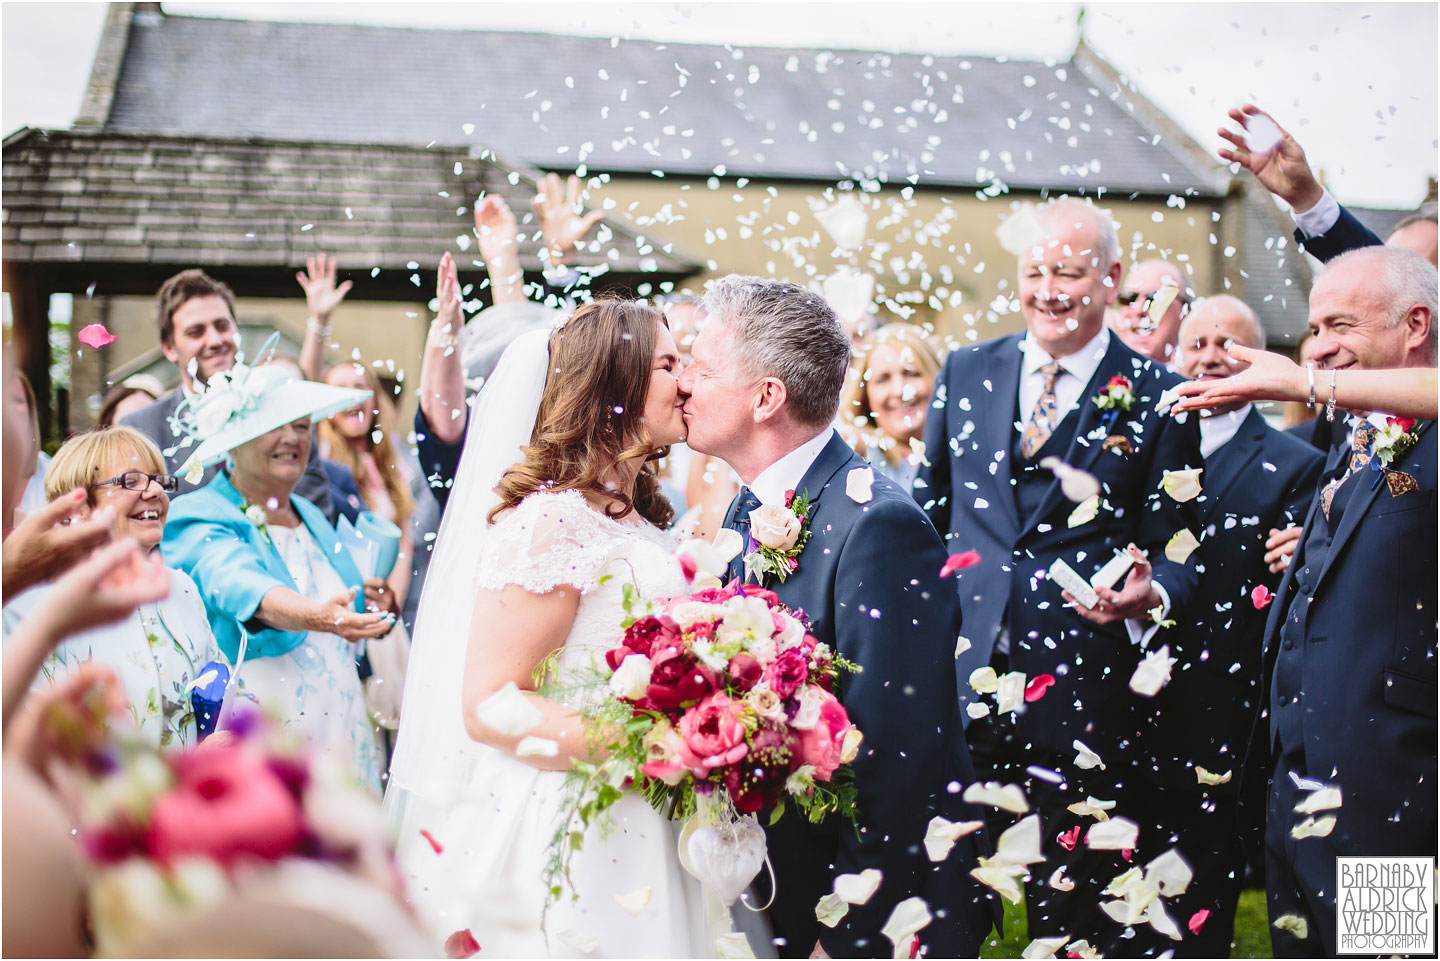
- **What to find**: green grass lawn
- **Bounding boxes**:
[978,887,1274,958]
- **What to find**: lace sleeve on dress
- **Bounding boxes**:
[474,490,622,595]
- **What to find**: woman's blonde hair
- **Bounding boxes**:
[44,427,165,505]
[491,299,674,528]
[839,323,943,463]
[318,363,415,526]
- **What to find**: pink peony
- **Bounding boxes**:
[763,648,809,699]
[793,692,855,781]
[645,646,717,711]
[677,693,749,774]
[146,746,303,867]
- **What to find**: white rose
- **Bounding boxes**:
[774,613,805,650]
[791,686,826,730]
[722,595,776,639]
[749,504,801,551]
[668,600,724,629]
[608,653,653,700]
[747,683,787,723]
[244,504,268,527]
[195,390,243,438]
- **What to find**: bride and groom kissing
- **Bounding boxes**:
[386,275,994,958]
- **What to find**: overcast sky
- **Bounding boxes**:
[2,1,1435,208]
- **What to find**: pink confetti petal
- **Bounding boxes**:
[1188,908,1212,935]
[1251,584,1274,610]
[420,828,443,854]
[445,929,480,958]
[1024,673,1055,703]
[1057,825,1081,851]
[77,323,117,349]
[678,552,697,582]
[940,550,982,578]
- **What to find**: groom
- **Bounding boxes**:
[678,276,995,958]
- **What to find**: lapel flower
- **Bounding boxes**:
[241,501,273,546]
[1093,374,1135,413]
[742,489,813,585]
[1372,416,1420,468]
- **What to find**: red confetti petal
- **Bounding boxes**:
[1121,848,1133,862]
[678,553,697,582]
[1057,825,1081,851]
[1251,584,1274,610]
[940,550,982,578]
[1188,908,1211,935]
[445,929,480,958]
[1024,673,1056,702]
[77,324,117,349]
[420,829,443,854]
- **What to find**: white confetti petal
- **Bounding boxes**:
[711,527,745,564]
[1022,935,1070,959]
[557,929,600,953]
[1273,914,1309,940]
[1067,797,1115,821]
[613,886,651,916]
[996,670,1027,714]
[1195,767,1233,786]
[1072,739,1107,771]
[968,666,999,694]
[814,194,868,251]
[1294,786,1342,814]
[715,932,756,958]
[845,466,875,504]
[1165,528,1200,564]
[1048,866,1076,891]
[834,868,882,905]
[1039,456,1101,502]
[515,736,559,757]
[822,267,877,326]
[972,862,1026,904]
[1145,848,1194,897]
[1147,286,1181,326]
[996,202,1048,257]
[1145,898,1184,941]
[923,816,983,862]
[1161,467,1204,503]
[473,681,543,736]
[995,814,1044,865]
[954,635,972,657]
[1129,645,1176,697]
[1291,816,1337,839]
[1085,816,1140,850]
[880,896,932,959]
[1067,494,1100,528]
[962,781,1029,814]
[815,892,849,928]
[965,701,992,720]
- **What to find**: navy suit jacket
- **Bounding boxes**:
[724,432,994,958]
[1293,204,1383,263]
[1133,408,1322,792]
[120,387,336,524]
[1257,420,1436,862]
[413,404,466,516]
[914,332,1204,761]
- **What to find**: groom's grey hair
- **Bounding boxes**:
[701,275,851,428]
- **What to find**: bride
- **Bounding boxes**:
[384,299,712,957]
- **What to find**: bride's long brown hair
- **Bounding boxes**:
[490,299,675,528]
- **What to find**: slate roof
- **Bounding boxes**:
[1,126,700,293]
[98,9,1223,198]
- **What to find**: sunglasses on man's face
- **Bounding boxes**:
[93,471,179,494]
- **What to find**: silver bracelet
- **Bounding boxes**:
[1306,364,1316,410]
[1325,368,1337,422]
[306,315,331,338]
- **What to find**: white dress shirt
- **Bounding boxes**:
[748,428,835,507]
[1199,403,1254,459]
[1290,187,1342,239]
[1017,326,1112,427]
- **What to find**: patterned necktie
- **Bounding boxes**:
[1320,423,1379,519]
[732,486,763,539]
[1020,361,1065,459]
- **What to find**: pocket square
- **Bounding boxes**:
[1384,469,1418,496]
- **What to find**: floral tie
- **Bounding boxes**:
[1020,362,1064,459]
[1320,423,1379,519]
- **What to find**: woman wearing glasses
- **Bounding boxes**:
[0,427,219,748]
[162,361,395,788]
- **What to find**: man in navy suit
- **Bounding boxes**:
[1255,246,1437,957]
[1126,296,1323,956]
[915,197,1205,951]
[678,275,993,959]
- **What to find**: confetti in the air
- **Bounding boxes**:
[1161,467,1204,502]
[1294,786,1342,813]
[941,550,982,577]
[444,929,481,959]
[1130,644,1176,696]
[1039,456,1102,502]
[1273,914,1309,940]
[813,193,869,251]
[1165,528,1200,564]
[880,897,932,959]
[473,681,544,735]
[1291,815,1337,839]
[1073,739,1107,771]
[962,780,1030,813]
[613,886,652,916]
[77,323,117,349]
[833,868,883,905]
[1251,583,1274,609]
[845,466,875,504]
[923,815,983,861]
[1195,767,1233,786]
[1024,673,1055,702]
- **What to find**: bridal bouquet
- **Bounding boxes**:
[69,708,424,956]
[538,537,862,905]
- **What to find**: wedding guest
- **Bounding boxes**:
[161,362,395,787]
[119,269,336,520]
[319,362,416,611]
[95,374,164,429]
[3,428,220,749]
[1105,258,1194,365]
[1385,211,1439,266]
[839,323,942,491]
[1127,297,1322,956]
[916,196,1204,952]
[1255,245,1435,957]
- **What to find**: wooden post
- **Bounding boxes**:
[2,262,54,442]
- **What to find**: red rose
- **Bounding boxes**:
[784,489,797,509]
[606,616,672,670]
[727,653,764,692]
[146,746,304,867]
[646,647,717,711]
[763,648,809,699]
[1107,375,1131,390]
[1388,416,1417,433]
[723,723,798,813]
